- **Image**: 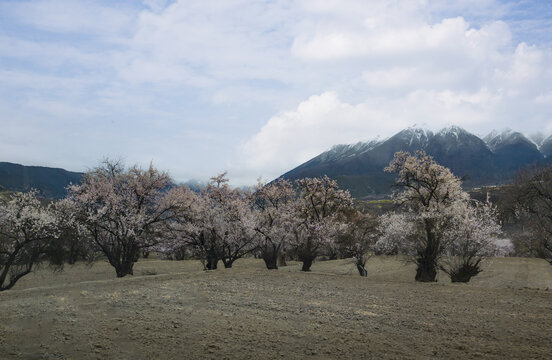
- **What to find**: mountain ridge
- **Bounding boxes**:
[0,162,83,199]
[279,126,550,199]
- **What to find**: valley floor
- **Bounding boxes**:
[0,257,551,359]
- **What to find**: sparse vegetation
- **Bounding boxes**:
[507,165,552,264]
[0,257,550,359]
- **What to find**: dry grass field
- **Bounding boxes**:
[0,256,551,359]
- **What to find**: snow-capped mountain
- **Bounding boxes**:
[483,129,544,173]
[484,129,538,152]
[539,134,552,157]
[316,140,381,163]
[528,132,547,149]
[279,126,549,199]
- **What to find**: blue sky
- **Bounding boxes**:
[1,0,551,185]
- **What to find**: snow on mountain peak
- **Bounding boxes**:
[397,127,433,147]
[484,128,535,151]
[438,125,469,139]
[320,138,381,163]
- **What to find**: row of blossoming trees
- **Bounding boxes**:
[1,152,525,291]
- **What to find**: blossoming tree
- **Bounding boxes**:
[509,165,552,264]
[335,210,379,276]
[67,159,191,277]
[176,173,256,270]
[0,190,58,291]
[252,179,296,269]
[439,199,503,282]
[291,176,353,271]
[379,151,503,282]
[49,197,92,265]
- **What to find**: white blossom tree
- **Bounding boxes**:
[252,179,297,269]
[50,197,92,265]
[0,190,58,291]
[67,159,192,277]
[439,199,503,282]
[291,176,353,271]
[380,151,502,282]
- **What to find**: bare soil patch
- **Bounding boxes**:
[0,257,551,359]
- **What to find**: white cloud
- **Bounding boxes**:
[535,92,552,104]
[291,17,511,61]
[2,0,134,36]
[238,2,551,181]
[0,0,551,185]
[241,92,403,179]
[242,64,549,180]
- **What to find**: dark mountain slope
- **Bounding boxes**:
[484,130,544,173]
[0,162,82,198]
[279,126,548,198]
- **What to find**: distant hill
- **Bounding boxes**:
[0,162,82,199]
[279,126,549,199]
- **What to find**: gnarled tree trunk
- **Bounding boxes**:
[205,253,219,270]
[108,243,140,278]
[299,254,316,271]
[261,243,280,270]
[356,262,367,277]
[415,221,439,282]
[415,257,437,282]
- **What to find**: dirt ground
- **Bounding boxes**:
[0,256,551,359]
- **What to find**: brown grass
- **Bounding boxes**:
[1,256,551,359]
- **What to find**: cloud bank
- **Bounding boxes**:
[0,0,550,184]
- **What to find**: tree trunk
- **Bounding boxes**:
[415,256,437,282]
[262,252,278,270]
[415,221,439,282]
[222,259,233,268]
[301,258,314,271]
[356,262,368,277]
[298,241,317,271]
[261,244,280,270]
[115,260,135,278]
[205,254,219,270]
[0,262,34,291]
[278,252,287,267]
[111,245,139,278]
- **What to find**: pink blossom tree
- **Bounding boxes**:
[335,210,379,276]
[0,190,59,291]
[166,189,222,269]
[67,159,191,277]
[252,179,296,269]
[291,176,353,271]
[175,173,257,270]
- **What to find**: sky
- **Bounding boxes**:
[1,0,551,185]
